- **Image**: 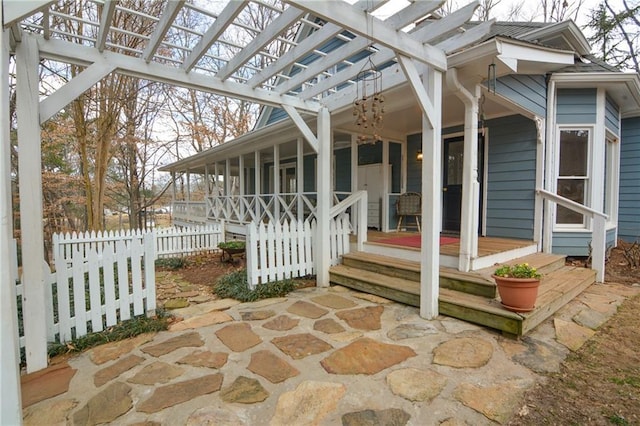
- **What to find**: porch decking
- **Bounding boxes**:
[329,251,596,336]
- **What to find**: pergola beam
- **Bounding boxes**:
[142,0,185,63]
[1,0,54,27]
[215,6,304,81]
[34,35,321,113]
[282,104,318,152]
[284,0,448,71]
[96,0,117,52]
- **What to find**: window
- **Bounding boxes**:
[556,129,590,226]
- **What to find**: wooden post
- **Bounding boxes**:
[297,138,304,222]
[1,14,25,422]
[255,151,261,220]
[17,36,49,372]
[316,107,331,287]
[273,144,280,223]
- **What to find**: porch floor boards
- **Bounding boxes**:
[330,251,596,336]
[364,231,535,257]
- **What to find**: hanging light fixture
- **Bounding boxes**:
[353,56,384,144]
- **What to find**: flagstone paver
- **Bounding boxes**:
[168,310,233,331]
[94,354,145,387]
[387,322,439,340]
[21,362,77,408]
[163,299,190,309]
[386,368,448,402]
[186,407,246,426]
[342,408,411,426]
[176,350,228,369]
[170,299,240,320]
[127,361,184,385]
[432,337,494,368]
[73,382,132,425]
[311,294,357,309]
[326,331,364,342]
[286,300,329,318]
[554,318,596,351]
[314,318,346,334]
[220,376,269,404]
[270,381,346,426]
[137,374,223,413]
[216,323,262,352]
[271,333,333,359]
[573,308,608,330]
[141,332,204,357]
[23,399,77,426]
[89,333,156,364]
[335,306,384,330]
[454,380,532,424]
[248,350,300,383]
[241,310,276,321]
[262,315,299,331]
[321,338,416,375]
[350,293,393,304]
[511,338,567,374]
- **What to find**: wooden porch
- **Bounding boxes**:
[330,249,596,336]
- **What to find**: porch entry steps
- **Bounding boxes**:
[329,252,596,336]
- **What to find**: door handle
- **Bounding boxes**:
[443,188,448,192]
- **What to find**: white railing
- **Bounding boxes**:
[172,201,207,224]
[329,190,368,250]
[245,214,351,287]
[537,188,608,282]
[206,193,318,226]
[15,234,156,352]
[53,225,223,261]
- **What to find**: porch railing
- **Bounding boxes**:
[172,201,207,224]
[330,190,368,250]
[536,188,608,282]
[206,193,318,225]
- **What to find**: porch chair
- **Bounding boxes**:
[396,192,421,232]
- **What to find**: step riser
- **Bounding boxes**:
[343,256,495,298]
[537,257,567,275]
[330,273,420,306]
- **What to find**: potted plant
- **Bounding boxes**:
[218,240,246,262]
[492,263,542,313]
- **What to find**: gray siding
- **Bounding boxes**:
[553,228,617,256]
[406,134,421,192]
[334,148,351,192]
[605,95,620,134]
[556,88,597,124]
[485,115,537,240]
[495,75,547,117]
[619,117,640,242]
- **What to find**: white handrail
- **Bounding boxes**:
[329,190,368,251]
[536,188,607,282]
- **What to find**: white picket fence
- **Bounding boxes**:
[53,224,224,262]
[246,214,350,287]
[14,234,156,349]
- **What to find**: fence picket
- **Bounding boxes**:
[55,255,72,342]
[102,242,117,327]
[87,248,103,333]
[72,248,87,337]
[143,233,156,316]
[130,237,144,316]
[116,239,131,322]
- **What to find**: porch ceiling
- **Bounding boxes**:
[4,0,491,118]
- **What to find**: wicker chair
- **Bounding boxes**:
[396,192,421,232]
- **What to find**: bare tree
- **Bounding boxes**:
[589,0,640,72]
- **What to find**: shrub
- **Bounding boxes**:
[493,263,542,279]
[213,269,297,302]
[218,241,246,250]
[155,257,187,270]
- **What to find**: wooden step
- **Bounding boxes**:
[476,252,567,280]
[342,252,496,298]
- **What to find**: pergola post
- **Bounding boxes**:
[16,36,48,372]
[316,107,331,287]
[1,15,24,424]
[296,137,304,222]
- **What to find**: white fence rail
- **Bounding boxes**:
[14,233,156,350]
[53,225,224,262]
[246,214,350,287]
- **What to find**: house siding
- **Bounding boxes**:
[495,75,547,117]
[552,228,617,256]
[406,134,422,192]
[485,115,537,240]
[334,147,351,192]
[605,95,620,134]
[619,117,640,242]
[556,88,597,124]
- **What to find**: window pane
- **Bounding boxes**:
[559,130,588,176]
[557,178,585,224]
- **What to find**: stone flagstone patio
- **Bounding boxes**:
[21,282,639,425]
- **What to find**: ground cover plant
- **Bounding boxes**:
[213,269,297,302]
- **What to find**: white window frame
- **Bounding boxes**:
[604,131,620,228]
[554,125,593,230]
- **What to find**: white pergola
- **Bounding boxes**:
[1,1,491,422]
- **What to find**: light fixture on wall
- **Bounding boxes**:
[353,56,385,144]
[416,148,423,161]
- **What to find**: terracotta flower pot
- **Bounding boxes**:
[492,275,541,313]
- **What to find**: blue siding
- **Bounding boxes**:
[389,142,402,193]
[495,75,547,117]
[605,95,620,134]
[357,141,383,165]
[553,228,617,256]
[406,134,421,192]
[556,88,597,124]
[485,115,537,240]
[303,154,315,192]
[619,117,640,242]
[334,148,351,192]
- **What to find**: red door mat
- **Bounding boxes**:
[375,235,459,248]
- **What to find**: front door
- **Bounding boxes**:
[442,135,485,234]
[443,137,463,232]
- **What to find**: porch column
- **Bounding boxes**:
[316,107,331,287]
[296,138,304,222]
[381,140,390,232]
[273,144,280,223]
[255,151,261,220]
[17,36,48,372]
[204,165,210,220]
[239,154,245,220]
[419,69,443,319]
[447,70,480,272]
[1,15,24,423]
